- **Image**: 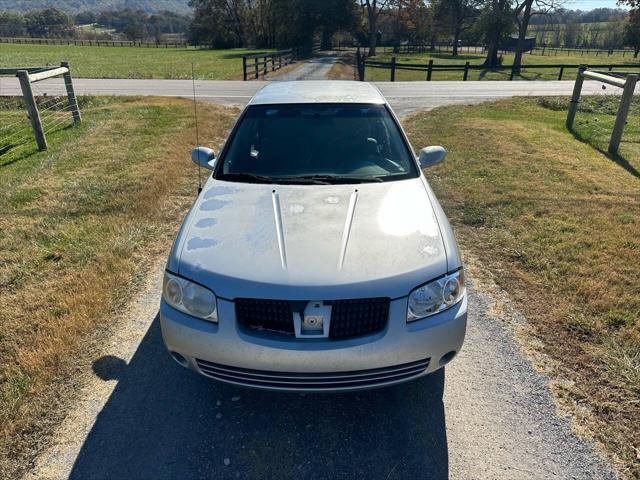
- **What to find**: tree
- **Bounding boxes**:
[512,0,562,73]
[75,11,97,25]
[360,0,394,55]
[316,0,357,49]
[624,12,640,57]
[437,0,481,56]
[189,0,246,47]
[617,0,639,11]
[618,0,640,54]
[0,12,26,37]
[602,18,625,49]
[122,20,145,41]
[477,0,513,67]
[24,8,74,38]
[563,19,581,47]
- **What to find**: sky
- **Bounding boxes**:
[564,0,629,9]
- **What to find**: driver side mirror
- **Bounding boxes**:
[418,146,446,169]
[192,147,216,171]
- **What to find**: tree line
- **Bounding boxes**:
[1,1,637,59]
[0,8,190,41]
[187,1,639,64]
[188,0,356,49]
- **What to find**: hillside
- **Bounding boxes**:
[0,0,191,14]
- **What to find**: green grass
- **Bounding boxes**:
[529,21,626,49]
[0,96,237,479]
[360,50,640,81]
[405,96,639,477]
[0,44,272,79]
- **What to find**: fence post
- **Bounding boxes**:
[61,62,81,124]
[509,64,516,81]
[390,56,396,82]
[263,56,267,76]
[254,57,258,79]
[608,74,638,155]
[272,55,275,72]
[17,70,47,151]
[566,65,586,130]
[242,56,247,81]
[463,61,469,81]
[427,59,433,81]
[558,66,564,80]
[356,47,365,81]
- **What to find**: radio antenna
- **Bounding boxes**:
[192,62,202,194]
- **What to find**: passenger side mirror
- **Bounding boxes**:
[418,146,446,169]
[192,147,216,171]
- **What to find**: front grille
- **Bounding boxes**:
[235,298,294,335]
[195,358,430,391]
[329,298,389,339]
[234,297,390,339]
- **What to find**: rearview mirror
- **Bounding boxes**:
[192,147,216,171]
[418,146,446,169]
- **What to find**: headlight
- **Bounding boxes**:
[162,271,218,322]
[407,269,465,322]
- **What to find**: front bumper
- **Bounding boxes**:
[160,295,467,392]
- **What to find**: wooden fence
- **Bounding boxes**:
[356,52,640,82]
[242,48,302,80]
[566,67,638,155]
[0,63,81,152]
[0,36,189,48]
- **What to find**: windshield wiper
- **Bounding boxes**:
[217,172,331,185]
[217,172,276,184]
[294,175,384,184]
[217,173,384,185]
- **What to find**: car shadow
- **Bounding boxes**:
[69,315,448,480]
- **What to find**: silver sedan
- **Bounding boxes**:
[160,81,467,392]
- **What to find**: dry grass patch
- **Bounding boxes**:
[0,97,237,479]
[406,97,639,478]
[327,53,358,80]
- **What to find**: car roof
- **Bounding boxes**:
[248,81,386,106]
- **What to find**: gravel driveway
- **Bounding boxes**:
[265,55,342,81]
[24,257,616,480]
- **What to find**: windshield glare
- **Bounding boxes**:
[217,103,418,183]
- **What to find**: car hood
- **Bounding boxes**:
[173,177,447,300]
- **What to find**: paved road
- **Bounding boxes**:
[24,259,616,480]
[0,77,614,116]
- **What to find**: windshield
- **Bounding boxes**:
[216,103,418,184]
